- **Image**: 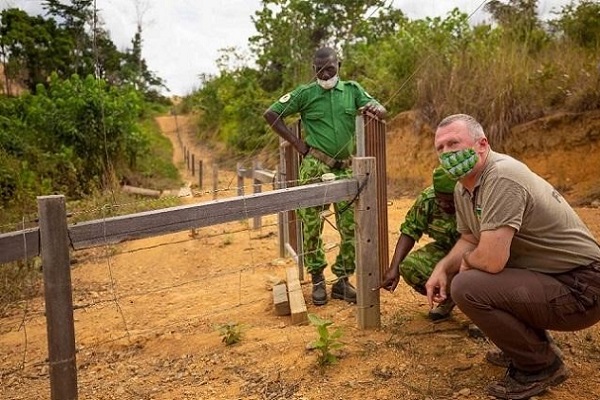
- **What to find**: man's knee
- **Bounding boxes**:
[451,270,485,304]
[400,261,430,295]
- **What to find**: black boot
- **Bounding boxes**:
[331,277,357,303]
[311,272,328,306]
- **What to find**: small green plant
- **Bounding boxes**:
[308,313,344,367]
[221,235,233,246]
[216,321,244,345]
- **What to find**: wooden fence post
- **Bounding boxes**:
[191,154,195,177]
[173,111,182,150]
[276,166,286,258]
[361,114,389,281]
[252,160,262,230]
[353,157,381,329]
[38,195,78,400]
[198,160,203,190]
[212,163,218,200]
[237,162,245,196]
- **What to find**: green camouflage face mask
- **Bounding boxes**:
[439,148,478,180]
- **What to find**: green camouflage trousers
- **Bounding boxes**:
[400,242,449,295]
[298,156,355,278]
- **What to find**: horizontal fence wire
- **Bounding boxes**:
[0,196,377,387]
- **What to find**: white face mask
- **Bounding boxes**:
[317,75,338,90]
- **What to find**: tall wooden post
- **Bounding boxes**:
[353,157,381,329]
[38,195,78,399]
[359,114,389,283]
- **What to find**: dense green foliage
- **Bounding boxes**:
[0,74,177,216]
[0,1,164,96]
[185,0,600,154]
[0,2,178,222]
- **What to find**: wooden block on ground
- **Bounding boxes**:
[285,267,308,325]
[273,282,290,316]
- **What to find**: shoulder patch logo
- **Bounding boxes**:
[279,93,291,103]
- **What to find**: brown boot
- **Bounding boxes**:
[487,357,570,399]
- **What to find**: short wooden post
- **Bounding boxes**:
[198,160,203,190]
[212,163,218,200]
[191,154,195,177]
[237,162,245,197]
[353,157,380,329]
[272,283,291,316]
[252,160,262,230]
[286,267,308,325]
[38,195,78,399]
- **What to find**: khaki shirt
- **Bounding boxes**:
[455,151,600,273]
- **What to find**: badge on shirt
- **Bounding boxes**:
[279,93,291,103]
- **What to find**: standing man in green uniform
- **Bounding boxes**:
[381,166,459,321]
[263,47,386,306]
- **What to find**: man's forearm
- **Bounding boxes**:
[438,237,476,275]
[264,110,308,155]
[389,234,415,270]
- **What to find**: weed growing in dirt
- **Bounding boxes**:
[308,313,344,367]
[216,321,245,345]
[222,235,233,246]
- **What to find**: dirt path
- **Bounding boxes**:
[1,114,600,399]
[155,114,239,200]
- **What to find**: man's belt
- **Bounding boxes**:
[307,147,351,169]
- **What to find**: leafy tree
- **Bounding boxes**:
[551,0,600,49]
[343,8,474,114]
[0,8,72,92]
[42,0,96,77]
[0,73,145,204]
[484,0,549,50]
[192,64,271,154]
[1,3,163,97]
[249,0,402,92]
[121,25,165,97]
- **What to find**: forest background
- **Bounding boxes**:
[0,0,599,307]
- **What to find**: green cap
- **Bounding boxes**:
[432,166,456,194]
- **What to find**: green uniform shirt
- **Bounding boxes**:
[268,80,379,159]
[400,186,459,251]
